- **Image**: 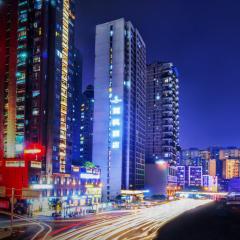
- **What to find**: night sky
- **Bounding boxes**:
[75,0,240,149]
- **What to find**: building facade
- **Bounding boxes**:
[222,159,240,179]
[145,161,177,197]
[146,62,179,165]
[72,50,83,164]
[202,175,218,192]
[176,166,185,187]
[187,166,203,188]
[0,0,82,199]
[145,62,179,196]
[0,0,18,159]
[92,18,146,200]
[180,148,209,175]
[79,85,94,164]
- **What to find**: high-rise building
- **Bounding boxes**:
[72,49,83,164]
[0,0,18,159]
[0,0,79,183]
[92,18,146,200]
[79,85,94,164]
[146,62,179,164]
[46,0,77,176]
[145,62,179,196]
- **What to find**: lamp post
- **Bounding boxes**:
[10,188,15,234]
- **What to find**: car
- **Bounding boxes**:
[87,209,96,214]
[227,192,240,204]
[14,205,27,215]
[52,212,62,218]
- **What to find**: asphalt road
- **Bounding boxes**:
[0,212,52,240]
[0,199,212,240]
[156,200,240,240]
[48,199,211,240]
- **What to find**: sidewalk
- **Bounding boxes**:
[0,228,11,239]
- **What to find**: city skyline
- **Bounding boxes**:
[75,0,240,149]
[0,1,239,239]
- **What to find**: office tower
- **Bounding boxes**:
[0,0,18,158]
[72,50,83,164]
[79,85,94,164]
[146,62,179,165]
[93,18,146,200]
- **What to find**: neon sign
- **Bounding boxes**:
[23,143,45,160]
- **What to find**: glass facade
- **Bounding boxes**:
[93,18,146,200]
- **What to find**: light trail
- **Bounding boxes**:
[50,199,212,240]
[0,210,52,240]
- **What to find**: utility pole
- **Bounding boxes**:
[11,188,15,234]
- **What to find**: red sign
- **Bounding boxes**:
[24,143,45,160]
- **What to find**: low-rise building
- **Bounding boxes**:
[145,160,177,197]
[202,175,218,192]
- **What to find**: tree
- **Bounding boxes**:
[83,161,95,168]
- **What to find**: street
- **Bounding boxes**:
[1,199,211,240]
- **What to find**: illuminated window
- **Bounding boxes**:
[112,107,120,115]
[112,130,120,137]
[56,49,62,58]
[112,142,120,149]
[16,144,24,152]
[112,119,120,126]
[32,109,39,116]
